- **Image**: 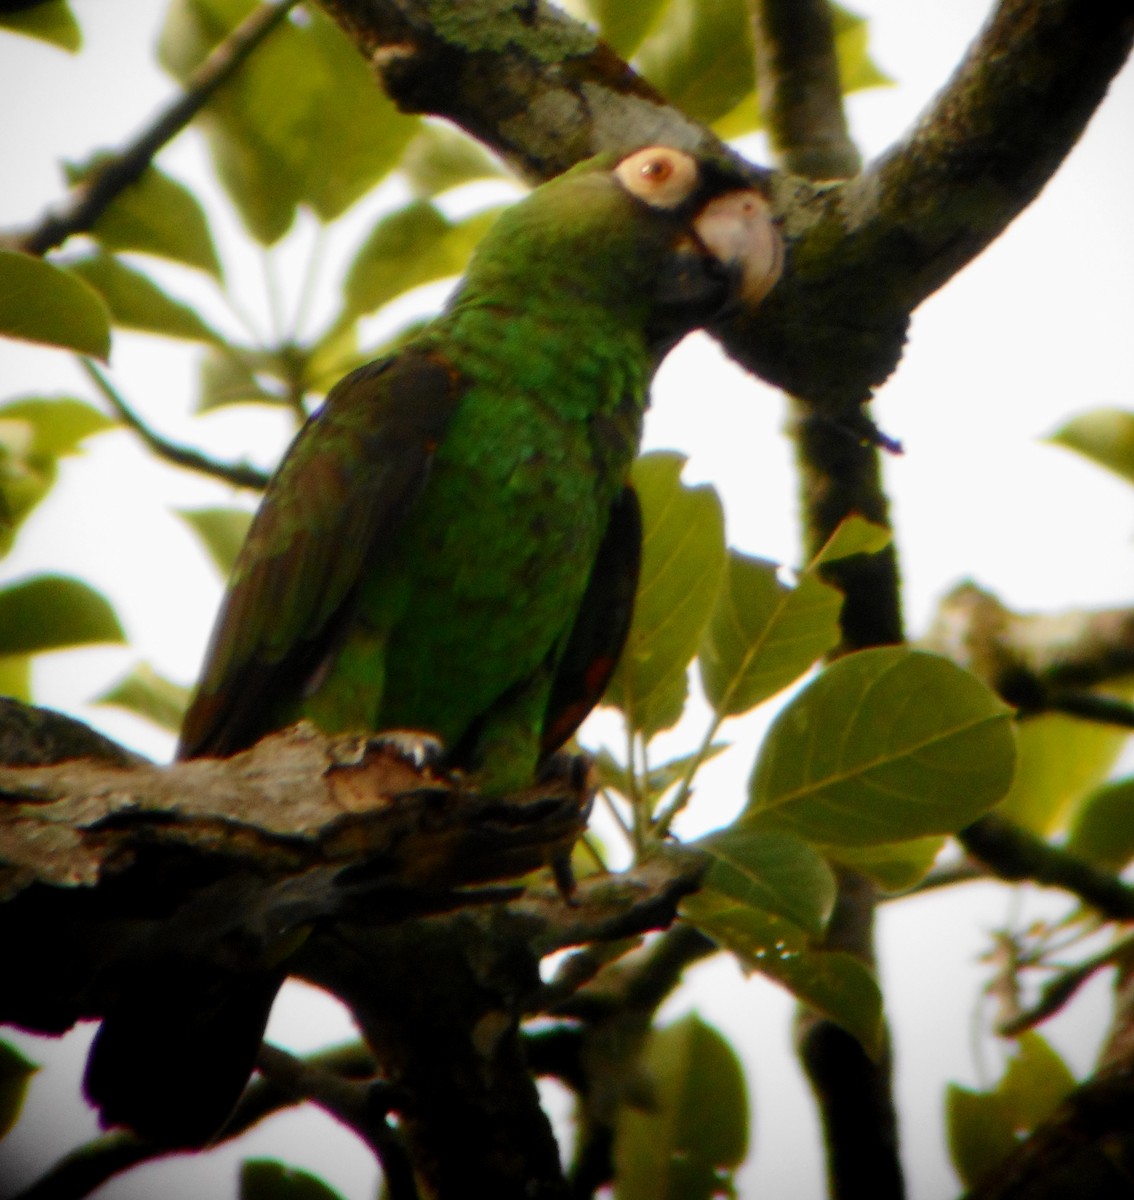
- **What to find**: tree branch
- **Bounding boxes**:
[8,0,302,257]
[81,358,271,491]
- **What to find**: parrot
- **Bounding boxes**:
[82,145,782,1146]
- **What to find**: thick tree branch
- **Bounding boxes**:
[7,0,302,257]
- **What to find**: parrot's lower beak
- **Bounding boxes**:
[650,189,782,344]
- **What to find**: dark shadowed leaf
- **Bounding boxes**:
[176,505,252,577]
[95,661,191,733]
[607,453,725,737]
[0,1040,38,1140]
[1066,777,1134,870]
[0,575,124,655]
[1049,408,1134,487]
[0,249,110,358]
[748,648,1017,845]
[614,1014,748,1200]
[997,1033,1075,1132]
[240,1159,347,1200]
[65,159,223,278]
[67,252,221,343]
[0,0,80,51]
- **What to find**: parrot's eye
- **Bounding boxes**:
[614,147,699,209]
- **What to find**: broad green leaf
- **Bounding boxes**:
[698,552,840,718]
[821,836,945,892]
[1066,777,1134,870]
[998,713,1127,836]
[683,896,883,1056]
[240,1159,347,1200]
[177,506,252,577]
[695,825,835,937]
[67,252,220,343]
[196,345,282,412]
[95,662,190,733]
[401,123,507,198]
[614,1014,748,1200]
[607,453,726,737]
[997,1033,1075,1132]
[159,0,418,243]
[811,514,892,566]
[0,655,31,702]
[0,575,124,656]
[0,396,113,457]
[748,647,1017,846]
[0,1040,37,1140]
[946,1084,1018,1188]
[580,0,667,57]
[0,397,114,553]
[0,0,80,51]
[66,159,222,278]
[0,249,110,358]
[1049,408,1134,487]
[636,0,755,125]
[341,202,502,323]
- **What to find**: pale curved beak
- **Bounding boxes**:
[693,189,783,308]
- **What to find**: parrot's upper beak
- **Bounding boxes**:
[649,188,782,346]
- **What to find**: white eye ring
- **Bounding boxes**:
[614,147,700,210]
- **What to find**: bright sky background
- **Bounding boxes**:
[0,1,1131,1197]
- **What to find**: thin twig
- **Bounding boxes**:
[11,0,303,257]
[80,357,271,490]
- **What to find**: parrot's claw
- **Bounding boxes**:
[368,729,447,772]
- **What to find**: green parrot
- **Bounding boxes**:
[83,145,782,1145]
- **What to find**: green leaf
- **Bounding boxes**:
[1,397,113,552]
[0,655,31,702]
[997,1033,1075,1132]
[0,396,113,456]
[0,249,110,358]
[401,122,507,198]
[159,0,418,243]
[811,514,892,566]
[195,345,281,412]
[1049,408,1134,487]
[0,575,125,656]
[580,0,667,57]
[176,506,252,577]
[695,825,835,938]
[747,647,1017,846]
[66,252,221,343]
[614,1014,748,1200]
[95,662,190,733]
[240,1159,347,1200]
[341,201,503,323]
[1066,777,1134,870]
[607,453,726,737]
[0,1040,37,1140]
[698,552,840,718]
[0,0,80,51]
[682,895,883,1056]
[998,713,1128,836]
[635,0,755,125]
[66,159,222,278]
[946,1084,1018,1188]
[820,836,945,893]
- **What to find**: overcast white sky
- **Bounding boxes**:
[0,2,1131,1197]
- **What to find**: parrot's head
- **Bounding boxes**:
[456,145,783,352]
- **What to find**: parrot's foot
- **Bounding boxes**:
[367,728,447,772]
